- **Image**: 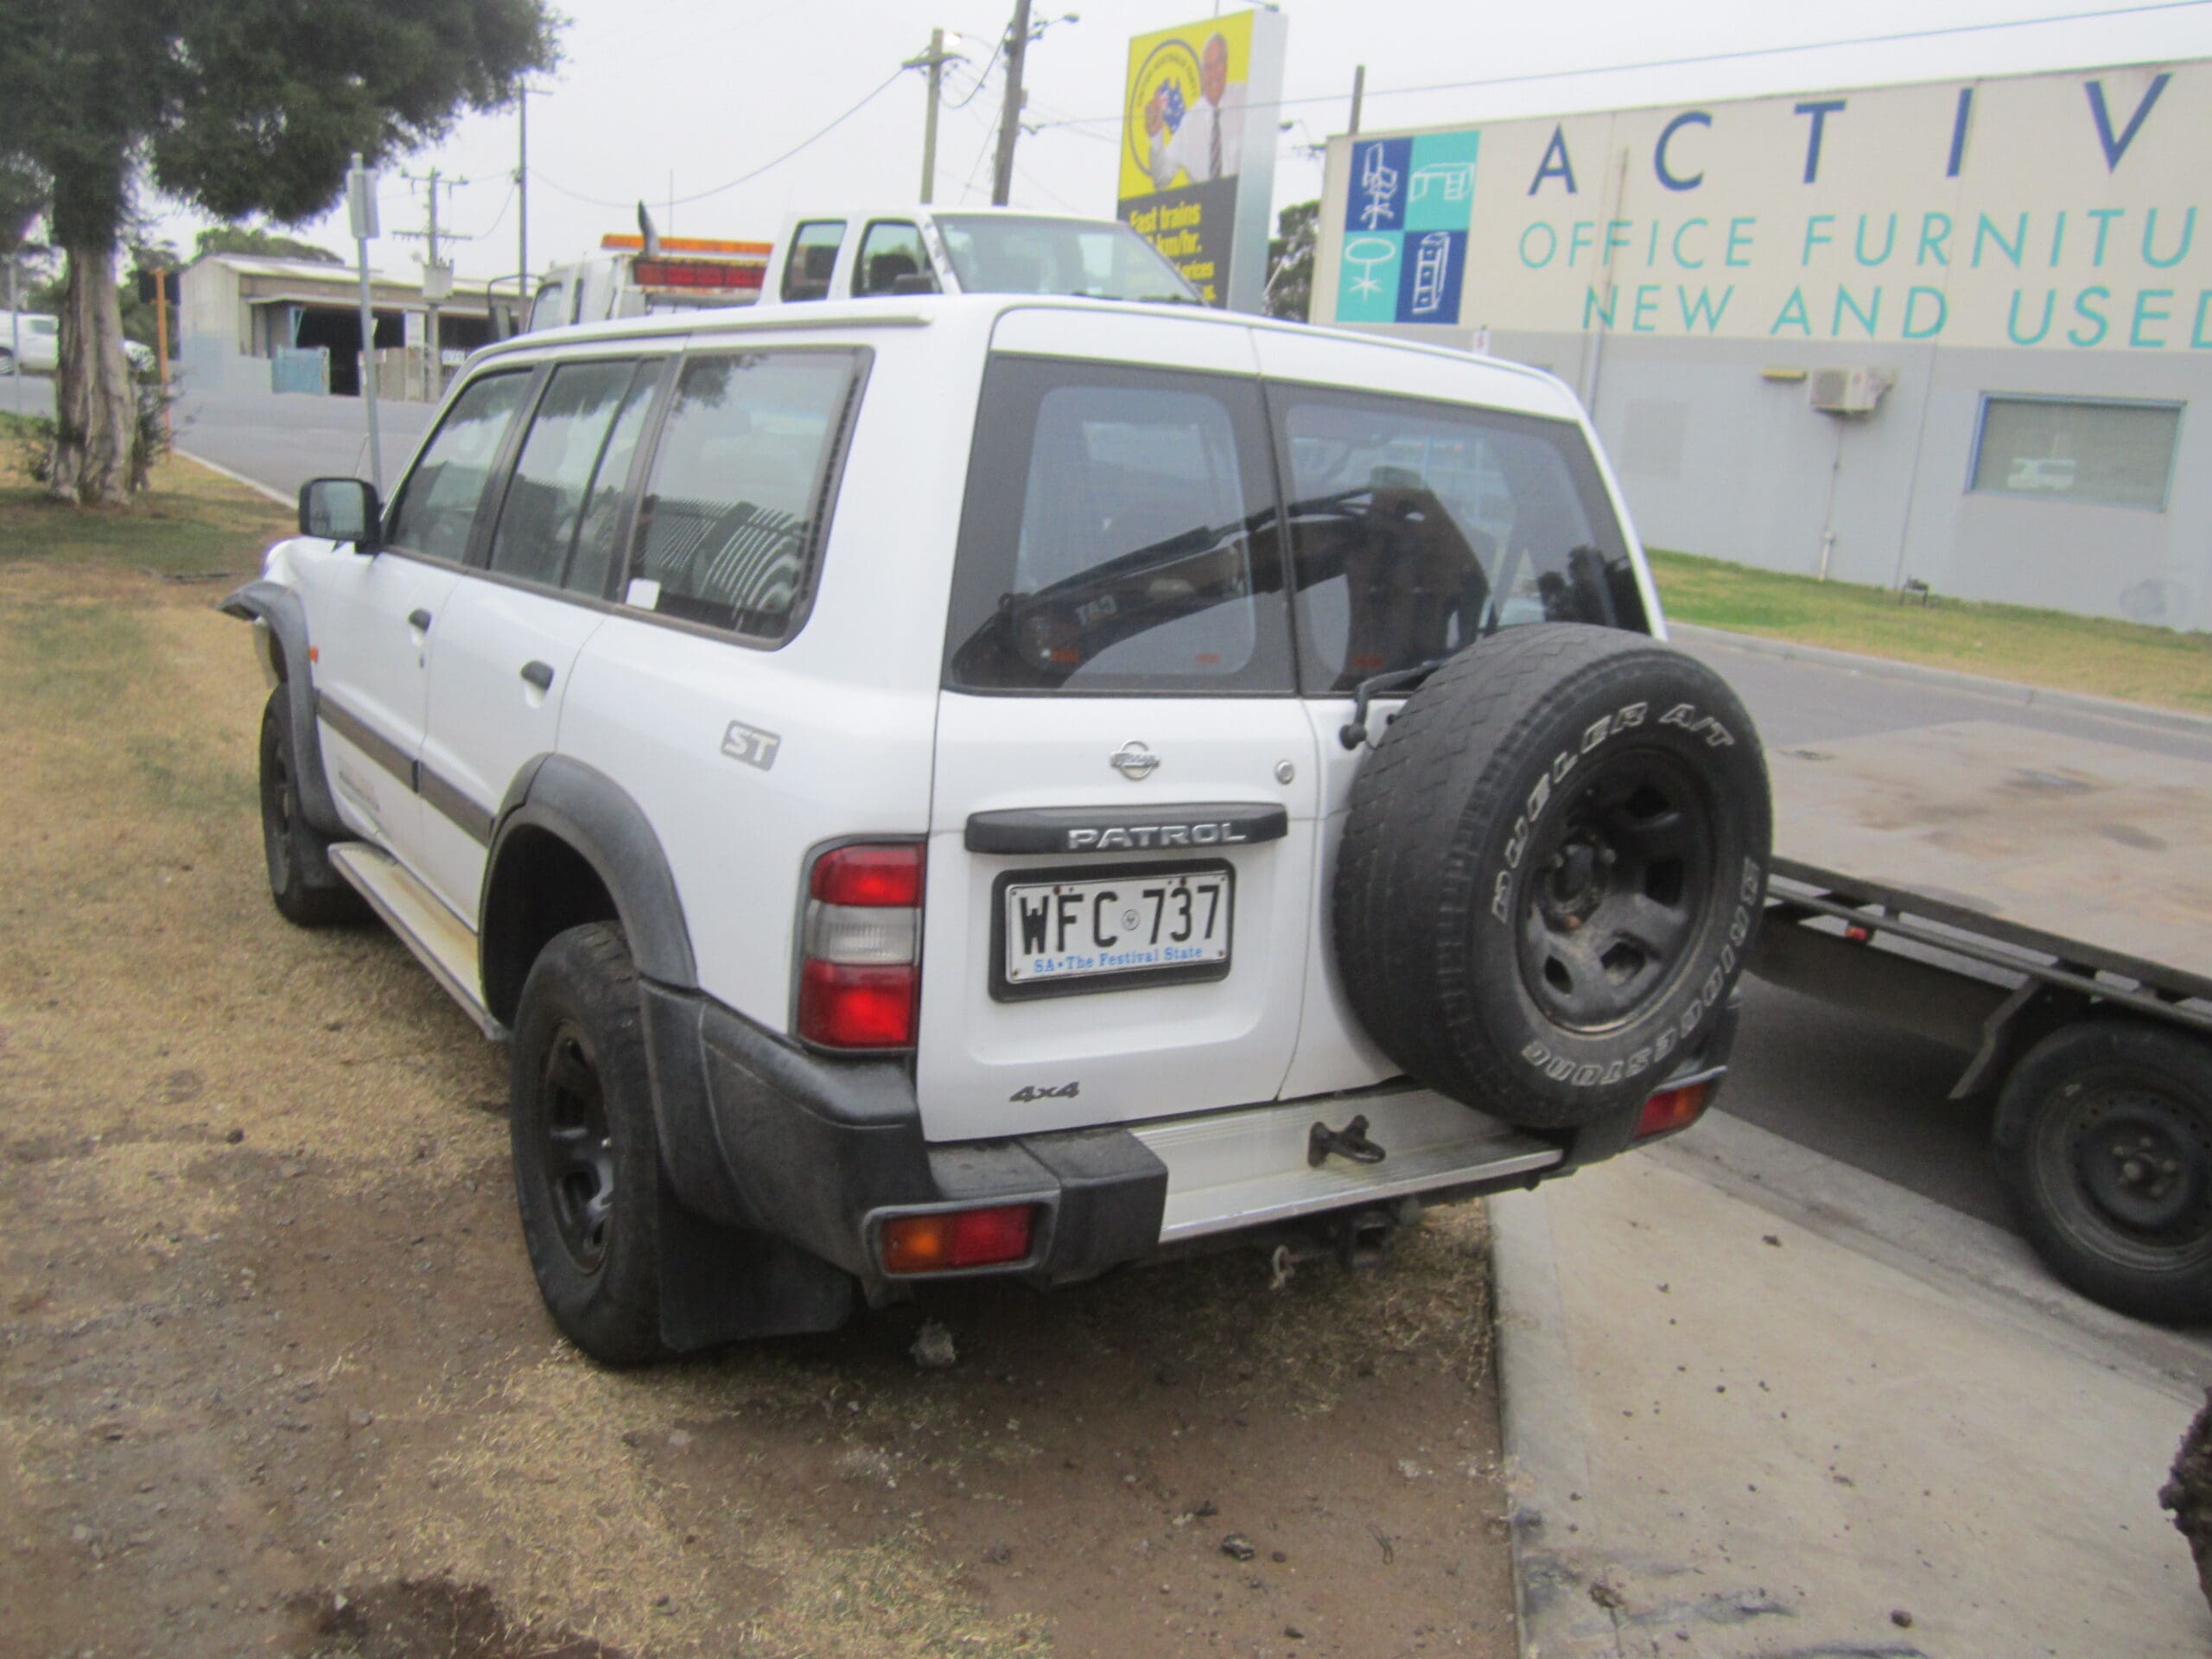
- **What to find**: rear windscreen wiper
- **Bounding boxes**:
[1340,654,1454,750]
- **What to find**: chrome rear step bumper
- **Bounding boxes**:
[1133,1090,1564,1244]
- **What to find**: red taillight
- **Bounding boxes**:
[811,844,925,907]
[799,843,924,1049]
[880,1205,1037,1274]
[1635,1079,1712,1141]
[798,961,917,1047]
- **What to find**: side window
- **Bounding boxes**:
[944,357,1293,695]
[486,359,656,592]
[1274,387,1646,694]
[384,372,532,561]
[623,350,861,639]
[855,221,937,296]
[781,220,846,302]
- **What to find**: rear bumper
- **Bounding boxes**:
[638,984,1722,1307]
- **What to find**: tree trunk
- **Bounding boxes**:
[47,238,136,505]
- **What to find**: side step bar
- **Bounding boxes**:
[1131,1090,1563,1244]
[327,842,505,1041]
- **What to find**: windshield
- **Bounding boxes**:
[932,214,1200,303]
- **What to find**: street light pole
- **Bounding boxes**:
[517,87,531,312]
[347,153,384,493]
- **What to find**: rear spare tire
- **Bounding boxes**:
[1334,623,1770,1130]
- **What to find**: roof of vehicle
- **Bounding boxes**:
[473,291,1572,401]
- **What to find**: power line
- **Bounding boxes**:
[528,68,907,212]
[1035,0,2212,133]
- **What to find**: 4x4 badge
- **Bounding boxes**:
[1110,740,1159,780]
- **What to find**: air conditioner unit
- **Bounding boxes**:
[1808,366,1890,416]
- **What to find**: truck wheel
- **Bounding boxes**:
[258,689,365,926]
[509,922,666,1366]
[1993,1021,2212,1325]
[1334,624,1770,1130]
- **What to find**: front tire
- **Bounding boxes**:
[509,923,666,1365]
[258,689,365,926]
[1993,1021,2212,1325]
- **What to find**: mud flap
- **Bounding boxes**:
[654,1178,856,1351]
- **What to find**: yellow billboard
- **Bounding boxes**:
[1116,9,1286,311]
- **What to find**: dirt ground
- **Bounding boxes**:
[0,497,1521,1659]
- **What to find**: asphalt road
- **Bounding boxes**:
[175,384,436,499]
[99,379,2212,1242]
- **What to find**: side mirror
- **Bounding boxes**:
[299,477,384,552]
[488,299,518,341]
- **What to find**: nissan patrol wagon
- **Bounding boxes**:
[228,293,1770,1363]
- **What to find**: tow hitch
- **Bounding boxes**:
[1266,1199,1417,1287]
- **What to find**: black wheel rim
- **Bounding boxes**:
[262,726,295,891]
[537,1020,616,1274]
[2040,1072,2212,1268]
[1514,747,1716,1034]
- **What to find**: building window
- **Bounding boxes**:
[1969,396,2181,512]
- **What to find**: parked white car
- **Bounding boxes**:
[0,311,59,373]
[225,294,1770,1363]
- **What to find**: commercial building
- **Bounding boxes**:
[1313,59,2210,632]
[176,252,495,399]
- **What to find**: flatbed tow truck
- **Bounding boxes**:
[1751,720,2212,1324]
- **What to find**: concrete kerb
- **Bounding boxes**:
[1668,620,2212,740]
[176,447,293,509]
[1489,1186,1624,1659]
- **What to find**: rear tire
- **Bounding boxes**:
[259,689,365,926]
[1993,1021,2212,1325]
[1334,624,1770,1129]
[509,923,667,1365]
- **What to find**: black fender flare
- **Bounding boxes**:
[483,754,699,1013]
[218,579,345,837]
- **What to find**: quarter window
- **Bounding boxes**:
[384,372,532,561]
[1970,396,2181,512]
[486,359,657,593]
[1273,388,1645,693]
[944,358,1291,694]
[623,350,861,639]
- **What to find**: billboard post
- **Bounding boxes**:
[1116,8,1287,313]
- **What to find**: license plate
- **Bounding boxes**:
[996,862,1234,997]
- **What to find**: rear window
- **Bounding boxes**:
[622,348,864,641]
[934,214,1199,302]
[1273,387,1646,692]
[944,357,1292,695]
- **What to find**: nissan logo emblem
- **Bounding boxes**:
[1109,740,1160,780]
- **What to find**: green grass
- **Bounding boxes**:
[1647,547,2212,715]
[0,412,292,578]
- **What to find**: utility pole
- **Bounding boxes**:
[902,29,964,205]
[990,0,1034,207]
[1349,64,1366,134]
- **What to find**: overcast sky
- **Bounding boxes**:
[146,0,2210,285]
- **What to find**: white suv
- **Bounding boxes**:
[227,294,1770,1364]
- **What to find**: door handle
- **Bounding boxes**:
[520,660,555,691]
[407,607,434,632]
